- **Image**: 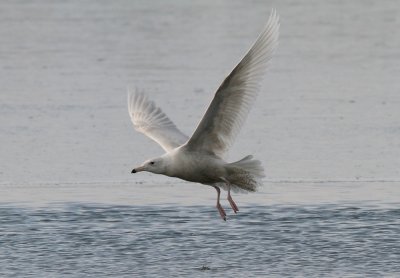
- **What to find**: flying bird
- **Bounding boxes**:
[128,10,279,220]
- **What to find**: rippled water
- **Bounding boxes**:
[1,203,399,277]
[2,0,400,276]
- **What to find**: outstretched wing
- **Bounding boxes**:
[128,90,189,152]
[185,10,279,157]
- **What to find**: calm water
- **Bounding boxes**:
[1,203,399,277]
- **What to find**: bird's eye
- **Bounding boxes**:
[150,161,155,165]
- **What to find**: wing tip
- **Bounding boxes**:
[249,8,280,64]
[269,8,280,26]
[127,87,150,115]
[265,8,280,43]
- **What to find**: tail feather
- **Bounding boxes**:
[225,155,265,193]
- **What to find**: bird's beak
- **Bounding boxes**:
[131,165,145,173]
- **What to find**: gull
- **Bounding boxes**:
[129,10,279,220]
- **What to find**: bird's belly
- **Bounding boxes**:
[177,173,215,184]
[168,159,225,184]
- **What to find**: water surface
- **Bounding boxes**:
[1,203,399,277]
[1,0,400,277]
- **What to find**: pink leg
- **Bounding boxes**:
[213,186,226,221]
[227,183,239,213]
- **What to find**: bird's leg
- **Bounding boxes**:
[227,182,239,213]
[212,186,226,221]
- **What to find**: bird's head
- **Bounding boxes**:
[131,157,166,175]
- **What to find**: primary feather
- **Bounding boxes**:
[186,10,279,157]
[128,90,189,152]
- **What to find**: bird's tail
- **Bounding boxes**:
[225,155,265,192]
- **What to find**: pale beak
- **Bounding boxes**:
[131,165,145,173]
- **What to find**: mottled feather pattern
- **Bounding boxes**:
[225,155,265,192]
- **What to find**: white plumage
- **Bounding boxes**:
[187,10,279,157]
[128,10,280,220]
[128,91,188,152]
